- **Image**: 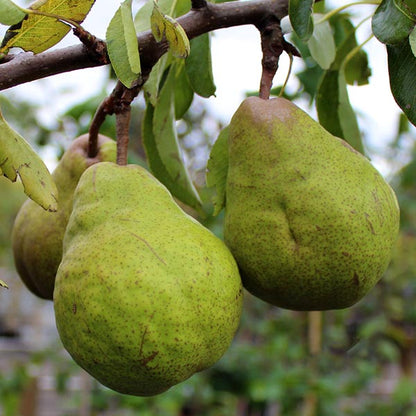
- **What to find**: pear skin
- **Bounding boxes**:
[12,134,116,300]
[53,162,243,396]
[224,97,400,311]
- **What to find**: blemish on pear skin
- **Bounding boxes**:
[128,232,166,265]
[353,273,360,287]
[364,213,376,235]
[140,351,159,367]
[92,167,97,193]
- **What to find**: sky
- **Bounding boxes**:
[0,0,413,176]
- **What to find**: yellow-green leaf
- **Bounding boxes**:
[0,0,96,55]
[150,0,190,58]
[0,279,8,289]
[106,0,141,88]
[0,108,58,211]
[0,0,27,25]
[150,1,165,41]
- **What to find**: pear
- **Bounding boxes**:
[53,162,243,396]
[224,97,400,311]
[12,134,116,300]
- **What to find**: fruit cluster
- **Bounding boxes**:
[12,98,399,396]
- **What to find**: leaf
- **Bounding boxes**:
[387,38,416,126]
[0,0,96,55]
[134,0,190,32]
[394,0,416,20]
[106,0,141,88]
[206,126,229,216]
[372,0,415,45]
[150,0,190,58]
[0,279,8,289]
[143,54,169,106]
[316,69,364,154]
[307,15,336,69]
[150,0,165,41]
[289,0,314,42]
[0,108,58,211]
[331,16,371,85]
[173,61,194,119]
[142,103,202,211]
[142,64,201,210]
[185,33,216,98]
[0,0,26,25]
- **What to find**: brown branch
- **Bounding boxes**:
[0,0,289,91]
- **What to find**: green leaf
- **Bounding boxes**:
[153,65,193,182]
[394,0,416,20]
[143,55,169,106]
[150,0,165,41]
[316,69,364,154]
[387,38,416,126]
[0,279,8,289]
[143,64,201,210]
[134,0,190,32]
[173,61,194,119]
[106,0,141,88]
[142,103,202,211]
[307,16,336,69]
[289,0,314,41]
[206,126,229,216]
[185,33,216,98]
[0,0,95,55]
[0,108,58,211]
[0,0,26,25]
[372,0,415,45]
[331,17,371,85]
[150,0,190,58]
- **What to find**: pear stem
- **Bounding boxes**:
[257,19,300,99]
[88,77,146,158]
[116,108,131,166]
[258,19,283,99]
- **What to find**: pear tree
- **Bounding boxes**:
[0,0,413,401]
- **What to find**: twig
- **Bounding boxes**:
[72,26,109,65]
[87,91,120,158]
[88,77,146,158]
[0,0,289,91]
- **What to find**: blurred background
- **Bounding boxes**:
[2,0,416,415]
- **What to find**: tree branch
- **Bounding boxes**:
[0,0,289,91]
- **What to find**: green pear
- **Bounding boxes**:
[12,134,116,300]
[224,97,400,311]
[53,162,243,396]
